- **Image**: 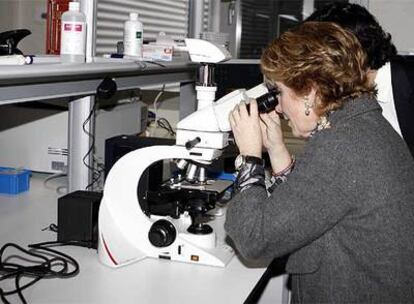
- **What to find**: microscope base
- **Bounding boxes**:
[150,231,234,267]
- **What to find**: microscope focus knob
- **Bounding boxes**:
[148,220,177,248]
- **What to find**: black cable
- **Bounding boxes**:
[143,60,166,68]
[82,100,97,170]
[82,99,107,190]
[0,288,11,304]
[95,161,106,185]
[0,241,81,304]
[84,77,118,190]
[82,99,99,190]
[87,159,105,190]
[157,117,176,136]
[133,61,147,70]
[41,223,58,232]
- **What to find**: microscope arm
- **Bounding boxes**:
[98,145,223,267]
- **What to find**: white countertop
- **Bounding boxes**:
[0,174,272,304]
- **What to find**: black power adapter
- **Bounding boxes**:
[96,76,117,100]
[57,190,102,248]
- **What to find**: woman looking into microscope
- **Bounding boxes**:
[225,21,414,303]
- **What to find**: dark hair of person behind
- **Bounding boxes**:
[305,2,397,70]
[261,22,375,116]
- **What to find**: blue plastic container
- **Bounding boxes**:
[0,167,31,194]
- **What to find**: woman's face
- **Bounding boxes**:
[274,81,319,138]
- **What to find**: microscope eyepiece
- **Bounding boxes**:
[255,87,280,113]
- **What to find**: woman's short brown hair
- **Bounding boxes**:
[261,21,375,115]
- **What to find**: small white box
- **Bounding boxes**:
[143,44,173,61]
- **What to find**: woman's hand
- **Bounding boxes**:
[229,100,262,158]
[259,111,292,173]
[259,111,284,153]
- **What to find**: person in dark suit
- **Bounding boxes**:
[306,2,414,157]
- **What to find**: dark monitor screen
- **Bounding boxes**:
[215,61,263,99]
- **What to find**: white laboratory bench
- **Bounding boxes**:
[0,174,288,304]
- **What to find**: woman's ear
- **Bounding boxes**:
[308,86,318,106]
[305,85,323,117]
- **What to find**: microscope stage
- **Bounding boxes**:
[171,179,233,193]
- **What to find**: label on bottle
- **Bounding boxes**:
[61,21,86,55]
[124,29,143,57]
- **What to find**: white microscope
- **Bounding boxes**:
[98,39,279,268]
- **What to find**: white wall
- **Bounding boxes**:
[369,0,414,54]
[0,0,46,54]
[0,1,19,32]
[17,0,47,54]
[0,0,412,55]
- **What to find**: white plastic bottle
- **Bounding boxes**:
[60,1,87,63]
[123,12,143,58]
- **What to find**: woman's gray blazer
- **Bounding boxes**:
[225,95,414,303]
